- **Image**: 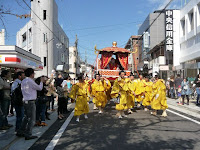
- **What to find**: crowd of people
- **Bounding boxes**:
[166,73,200,106]
[1,67,200,140]
[0,68,72,140]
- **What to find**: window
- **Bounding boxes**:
[22,32,26,42]
[189,12,194,31]
[43,33,47,42]
[181,19,185,36]
[29,28,32,43]
[61,53,65,62]
[44,57,47,67]
[43,10,46,20]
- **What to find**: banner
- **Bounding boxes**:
[117,53,128,70]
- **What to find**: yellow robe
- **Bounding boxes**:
[111,77,129,111]
[91,79,111,108]
[84,80,91,102]
[135,79,146,102]
[127,80,136,109]
[151,79,168,110]
[69,82,89,116]
[142,81,153,106]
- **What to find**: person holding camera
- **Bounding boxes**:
[16,68,44,140]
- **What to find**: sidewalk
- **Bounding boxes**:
[167,97,200,119]
[0,108,58,150]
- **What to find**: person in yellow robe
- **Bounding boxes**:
[69,74,89,122]
[84,75,91,102]
[151,75,168,117]
[142,76,153,111]
[91,73,111,114]
[111,70,129,119]
[126,73,136,114]
[135,74,146,108]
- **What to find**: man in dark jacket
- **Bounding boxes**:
[11,71,25,132]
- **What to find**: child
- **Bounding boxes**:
[177,85,182,105]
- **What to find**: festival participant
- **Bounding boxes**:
[127,73,136,114]
[107,58,119,70]
[68,74,89,122]
[111,70,129,119]
[135,74,146,108]
[91,73,111,114]
[142,76,153,111]
[151,75,168,117]
[84,75,91,102]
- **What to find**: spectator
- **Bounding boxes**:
[62,76,71,113]
[194,73,200,105]
[16,68,44,140]
[46,74,57,111]
[9,74,18,117]
[175,74,183,98]
[35,76,49,126]
[0,70,13,130]
[169,76,175,99]
[181,77,191,105]
[11,71,25,132]
[56,78,66,120]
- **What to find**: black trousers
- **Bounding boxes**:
[58,97,67,115]
[182,95,189,104]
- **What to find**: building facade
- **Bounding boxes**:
[125,35,141,73]
[176,0,200,78]
[138,10,180,79]
[16,0,69,77]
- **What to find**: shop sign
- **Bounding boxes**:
[0,55,2,63]
[165,10,173,51]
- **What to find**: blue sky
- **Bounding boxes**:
[1,0,181,64]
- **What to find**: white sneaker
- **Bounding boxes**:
[84,115,88,119]
[119,115,122,119]
[144,108,148,111]
[76,118,80,122]
[99,111,103,114]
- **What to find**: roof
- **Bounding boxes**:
[100,47,131,53]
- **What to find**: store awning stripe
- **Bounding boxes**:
[5,57,21,63]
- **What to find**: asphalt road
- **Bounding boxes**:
[30,102,200,150]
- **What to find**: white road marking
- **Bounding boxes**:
[45,108,74,150]
[167,109,200,125]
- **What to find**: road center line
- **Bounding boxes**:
[45,108,74,150]
[167,109,200,125]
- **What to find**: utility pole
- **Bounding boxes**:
[75,35,78,77]
[130,37,134,73]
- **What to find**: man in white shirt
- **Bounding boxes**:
[16,68,44,140]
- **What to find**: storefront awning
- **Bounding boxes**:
[0,45,43,71]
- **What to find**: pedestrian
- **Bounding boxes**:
[151,75,168,117]
[16,68,44,140]
[177,86,182,105]
[69,74,89,122]
[127,73,136,114]
[91,73,111,114]
[181,77,190,105]
[142,76,153,111]
[11,71,25,132]
[111,70,129,119]
[0,70,13,130]
[56,77,66,120]
[174,74,183,98]
[134,74,146,108]
[35,76,49,126]
[165,78,170,97]
[194,73,200,105]
[169,76,175,99]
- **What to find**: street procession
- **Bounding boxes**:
[1,0,200,150]
[69,41,168,122]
